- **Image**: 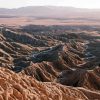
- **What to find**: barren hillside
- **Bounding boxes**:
[0,25,100,99]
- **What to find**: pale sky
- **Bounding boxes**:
[0,0,100,9]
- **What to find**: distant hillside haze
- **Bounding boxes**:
[0,6,100,26]
[0,6,100,19]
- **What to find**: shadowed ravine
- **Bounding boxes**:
[0,25,100,100]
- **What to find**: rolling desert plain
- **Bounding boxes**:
[0,6,100,100]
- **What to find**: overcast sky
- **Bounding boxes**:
[0,0,100,9]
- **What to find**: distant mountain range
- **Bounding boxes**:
[0,6,100,19]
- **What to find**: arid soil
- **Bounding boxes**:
[0,25,100,100]
[1,17,100,26]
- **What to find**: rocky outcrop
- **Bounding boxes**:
[0,67,100,100]
[57,67,100,91]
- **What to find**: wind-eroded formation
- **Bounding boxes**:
[0,25,100,100]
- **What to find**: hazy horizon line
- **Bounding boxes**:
[0,5,100,10]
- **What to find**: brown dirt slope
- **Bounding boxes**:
[0,67,100,100]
